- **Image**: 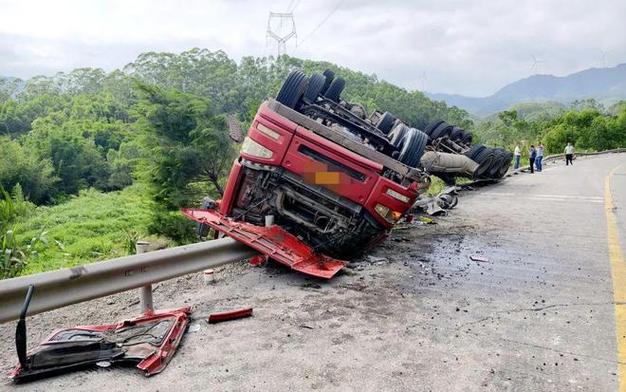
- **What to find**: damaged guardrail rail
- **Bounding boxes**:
[0,237,258,324]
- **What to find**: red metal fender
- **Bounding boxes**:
[181,208,346,279]
[10,307,191,381]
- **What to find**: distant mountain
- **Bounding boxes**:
[427,63,626,116]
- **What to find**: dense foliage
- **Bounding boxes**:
[473,99,626,156]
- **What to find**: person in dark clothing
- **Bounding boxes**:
[529,145,536,174]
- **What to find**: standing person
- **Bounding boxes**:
[565,142,575,166]
[513,145,521,172]
[529,145,536,174]
[535,143,544,172]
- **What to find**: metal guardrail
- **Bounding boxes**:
[0,237,258,324]
[543,147,626,162]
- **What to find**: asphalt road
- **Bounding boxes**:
[0,153,624,391]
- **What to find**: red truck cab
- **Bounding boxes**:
[183,71,430,278]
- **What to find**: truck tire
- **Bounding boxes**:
[475,147,494,164]
[464,144,486,160]
[324,77,345,102]
[304,73,326,103]
[487,150,506,177]
[496,151,512,178]
[413,130,429,162]
[424,120,444,136]
[461,131,473,144]
[450,126,463,141]
[276,70,308,109]
[398,128,428,168]
[388,122,408,148]
[321,69,335,94]
[474,149,495,178]
[376,112,396,134]
[430,122,453,140]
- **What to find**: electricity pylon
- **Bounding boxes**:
[266,12,297,57]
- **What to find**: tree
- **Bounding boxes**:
[134,83,236,242]
[0,137,57,204]
[135,83,235,205]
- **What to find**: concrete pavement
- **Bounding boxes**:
[440,152,626,391]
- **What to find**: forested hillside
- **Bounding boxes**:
[0,49,472,278]
[473,99,626,157]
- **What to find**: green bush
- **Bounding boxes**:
[148,209,196,244]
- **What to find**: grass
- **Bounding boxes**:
[426,176,473,196]
[8,174,474,276]
[14,182,170,275]
[426,177,446,196]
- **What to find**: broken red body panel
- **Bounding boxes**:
[181,208,346,279]
[10,307,191,382]
[208,307,253,324]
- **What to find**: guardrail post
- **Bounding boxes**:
[135,241,154,314]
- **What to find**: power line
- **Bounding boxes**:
[298,0,344,47]
[287,0,301,12]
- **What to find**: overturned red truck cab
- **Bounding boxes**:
[183,70,431,278]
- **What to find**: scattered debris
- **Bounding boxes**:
[203,269,215,284]
[418,216,436,224]
[208,307,253,324]
[367,256,388,263]
[249,255,267,266]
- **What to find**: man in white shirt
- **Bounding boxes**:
[513,145,521,172]
[564,142,575,166]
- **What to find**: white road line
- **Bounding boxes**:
[527,197,604,204]
[531,194,603,201]
[487,192,603,202]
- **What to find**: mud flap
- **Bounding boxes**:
[181,208,346,279]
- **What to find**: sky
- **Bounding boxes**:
[0,0,625,96]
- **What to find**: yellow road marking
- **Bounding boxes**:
[605,164,626,392]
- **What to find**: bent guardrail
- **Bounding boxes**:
[0,237,258,324]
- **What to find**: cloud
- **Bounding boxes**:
[0,0,625,96]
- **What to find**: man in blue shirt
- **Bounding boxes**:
[529,145,536,174]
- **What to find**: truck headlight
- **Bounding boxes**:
[241,137,273,159]
[375,203,402,224]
